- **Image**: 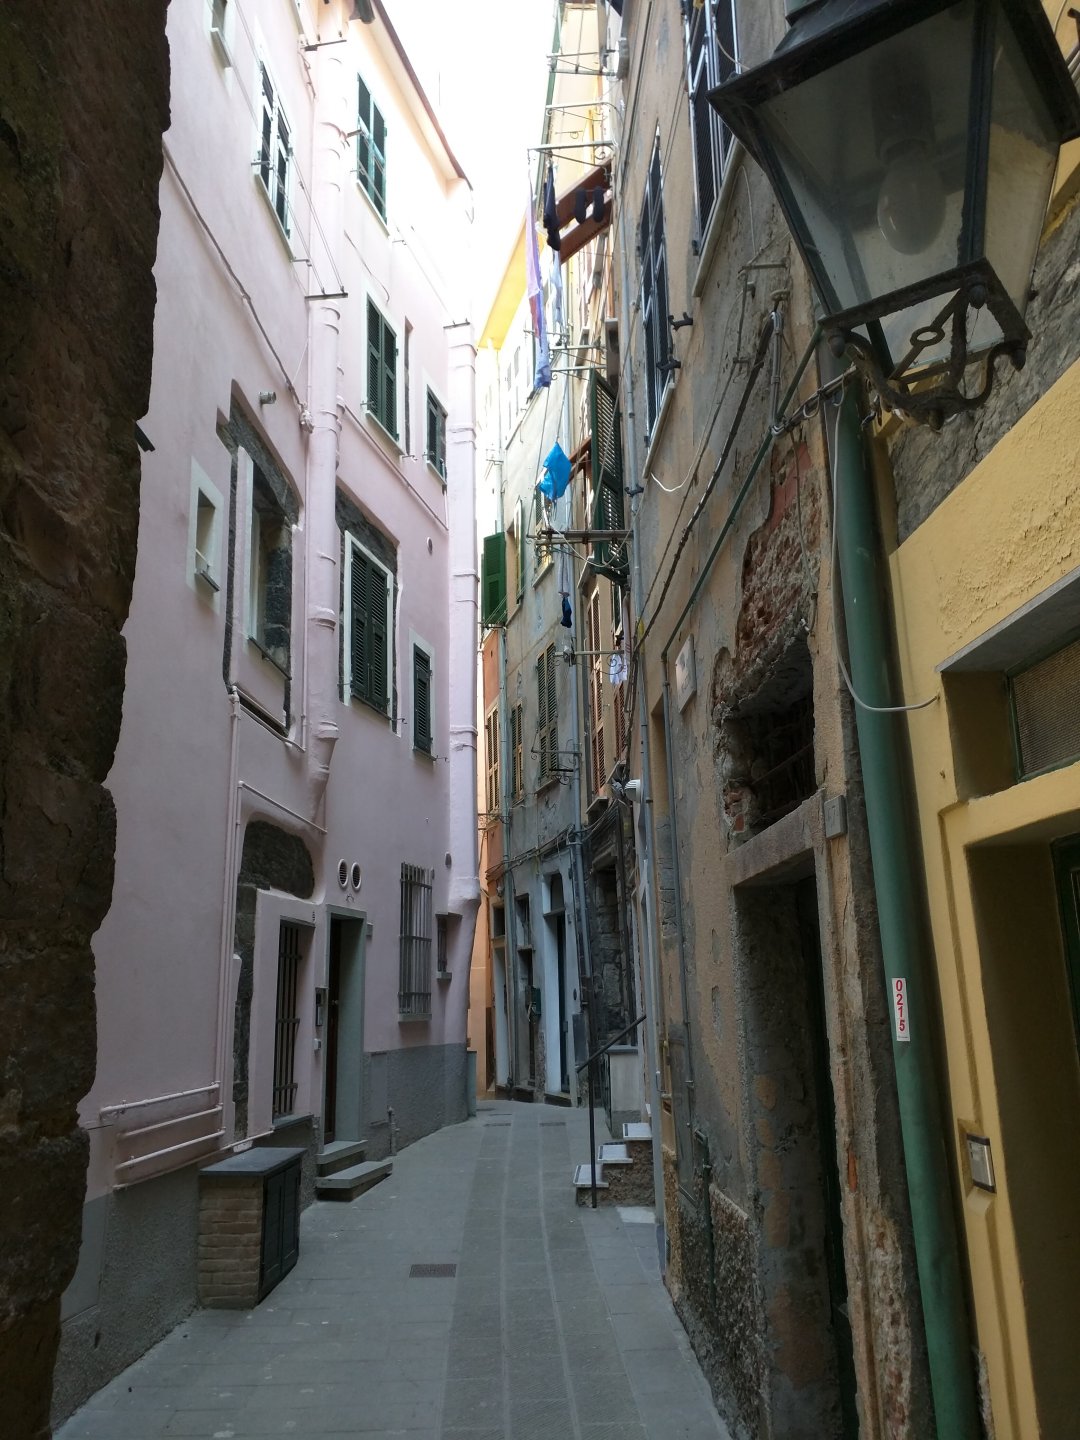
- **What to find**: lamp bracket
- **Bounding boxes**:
[830,292,1026,431]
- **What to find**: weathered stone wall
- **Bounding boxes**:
[0,5,168,1435]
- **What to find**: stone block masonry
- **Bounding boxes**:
[0,4,169,1437]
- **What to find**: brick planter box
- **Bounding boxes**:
[197,1147,305,1308]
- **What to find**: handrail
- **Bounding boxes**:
[576,1014,646,1209]
[575,1013,646,1073]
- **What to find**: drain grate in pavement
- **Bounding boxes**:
[485,1121,512,1127]
[409,1263,457,1278]
[539,1120,565,1126]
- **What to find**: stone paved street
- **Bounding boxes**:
[56,1102,730,1439]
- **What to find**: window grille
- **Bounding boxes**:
[684,0,738,241]
[485,705,500,814]
[367,300,398,438]
[639,139,670,434]
[413,645,432,754]
[743,694,816,829]
[347,537,390,713]
[258,63,291,235]
[537,644,559,783]
[1011,635,1080,778]
[426,389,447,479]
[399,864,434,1017]
[356,75,387,218]
[272,921,302,1117]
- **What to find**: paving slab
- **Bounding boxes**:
[57,1102,730,1440]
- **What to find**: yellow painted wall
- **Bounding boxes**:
[887,356,1080,1438]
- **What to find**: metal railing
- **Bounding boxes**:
[575,1014,646,1209]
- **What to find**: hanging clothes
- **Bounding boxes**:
[543,166,564,332]
[609,649,628,687]
[526,183,551,389]
[539,442,571,500]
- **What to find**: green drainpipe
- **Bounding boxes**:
[834,386,980,1438]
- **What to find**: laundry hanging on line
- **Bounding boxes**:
[538,442,571,500]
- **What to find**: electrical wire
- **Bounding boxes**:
[825,392,937,715]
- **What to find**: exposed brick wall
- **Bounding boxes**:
[197,1182,264,1310]
[0,5,168,1436]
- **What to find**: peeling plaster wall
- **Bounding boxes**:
[0,4,169,1435]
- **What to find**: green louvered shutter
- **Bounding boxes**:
[357,76,372,195]
[382,318,398,438]
[350,544,369,702]
[367,301,383,425]
[589,370,628,582]
[371,102,387,218]
[413,646,432,754]
[481,532,507,627]
[369,560,389,712]
[545,645,558,776]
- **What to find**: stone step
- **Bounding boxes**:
[316,1159,392,1201]
[317,1140,367,1177]
[622,1121,652,1142]
[572,1162,608,1189]
[598,1143,632,1166]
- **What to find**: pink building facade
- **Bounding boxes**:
[54,0,478,1417]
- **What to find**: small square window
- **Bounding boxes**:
[194,491,220,591]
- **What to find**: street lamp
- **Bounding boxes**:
[710,0,1080,426]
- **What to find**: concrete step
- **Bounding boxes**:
[598,1143,632,1166]
[317,1140,367,1177]
[316,1159,392,1201]
[573,1162,608,1189]
[622,1121,652,1142]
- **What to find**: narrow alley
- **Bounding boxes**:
[56,1104,728,1440]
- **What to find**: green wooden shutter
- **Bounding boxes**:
[545,645,558,775]
[350,543,369,702]
[381,317,398,438]
[481,533,507,626]
[372,102,387,217]
[357,76,372,193]
[367,301,382,425]
[589,370,628,581]
[413,646,432,753]
[369,561,389,712]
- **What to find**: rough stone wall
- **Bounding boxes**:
[889,195,1080,541]
[0,5,168,1435]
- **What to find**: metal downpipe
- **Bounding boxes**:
[833,387,980,1438]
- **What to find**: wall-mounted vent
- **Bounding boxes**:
[1011,635,1080,778]
[337,859,349,888]
[350,862,363,891]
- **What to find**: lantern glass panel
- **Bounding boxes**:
[756,3,977,369]
[985,5,1059,323]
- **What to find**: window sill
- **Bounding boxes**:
[254,172,293,258]
[364,407,403,457]
[692,140,746,301]
[347,690,393,725]
[248,635,290,679]
[642,371,677,475]
[425,459,447,487]
[436,971,452,983]
[355,178,390,234]
[398,1011,431,1024]
[533,560,554,588]
[413,745,437,762]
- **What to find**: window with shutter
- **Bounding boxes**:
[356,74,387,219]
[425,389,447,479]
[480,532,508,627]
[533,488,552,572]
[639,139,670,433]
[684,2,738,242]
[537,644,559,784]
[587,589,606,794]
[510,703,524,801]
[346,536,391,713]
[366,300,398,439]
[398,863,432,1018]
[589,370,628,581]
[485,705,500,814]
[413,645,432,755]
[258,61,291,237]
[515,499,525,602]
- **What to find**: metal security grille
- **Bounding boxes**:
[272,922,302,1118]
[744,693,816,829]
[398,863,434,1017]
[1011,636,1080,777]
